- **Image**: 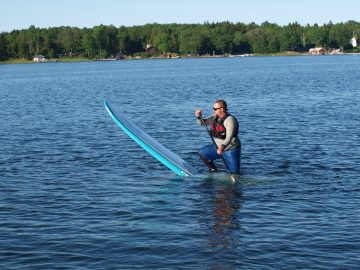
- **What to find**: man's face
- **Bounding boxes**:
[212,102,224,116]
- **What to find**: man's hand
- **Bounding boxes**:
[195,109,202,118]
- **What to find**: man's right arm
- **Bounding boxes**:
[195,109,213,126]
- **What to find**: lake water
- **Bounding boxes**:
[1,55,360,269]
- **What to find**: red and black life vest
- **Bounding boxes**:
[210,115,228,140]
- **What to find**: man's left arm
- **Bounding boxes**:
[220,116,237,150]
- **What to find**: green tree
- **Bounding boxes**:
[16,30,30,58]
[0,33,8,60]
[209,22,234,54]
[105,25,118,56]
[179,26,211,55]
[232,31,243,53]
[5,31,17,58]
[344,20,360,41]
[127,26,144,54]
[57,27,82,54]
[303,24,329,48]
[279,22,302,51]
[153,32,171,53]
[118,26,131,54]
[245,27,277,53]
[43,27,60,57]
[245,28,265,53]
[25,26,41,57]
[82,30,97,58]
[329,23,352,49]
[92,25,112,58]
[179,28,201,54]
[232,23,250,54]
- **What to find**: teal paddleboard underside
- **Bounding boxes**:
[104,100,198,176]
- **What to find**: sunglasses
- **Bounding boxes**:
[213,107,223,111]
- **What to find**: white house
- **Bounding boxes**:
[33,55,46,62]
[351,37,357,47]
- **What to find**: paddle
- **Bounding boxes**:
[199,115,236,181]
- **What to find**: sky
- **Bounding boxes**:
[1,0,359,32]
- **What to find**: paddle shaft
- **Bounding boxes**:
[199,115,232,173]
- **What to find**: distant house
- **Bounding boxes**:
[330,48,343,54]
[56,51,80,58]
[145,44,157,53]
[33,55,46,62]
[67,51,80,57]
[116,52,125,60]
[309,47,327,55]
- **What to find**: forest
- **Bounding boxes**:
[0,20,360,61]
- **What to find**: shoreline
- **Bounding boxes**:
[1,52,359,65]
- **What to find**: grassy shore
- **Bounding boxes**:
[0,58,33,64]
[57,57,94,62]
[1,52,358,64]
[254,51,305,56]
[0,57,95,64]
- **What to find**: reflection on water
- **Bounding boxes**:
[200,178,243,250]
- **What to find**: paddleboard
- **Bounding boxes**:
[104,100,198,176]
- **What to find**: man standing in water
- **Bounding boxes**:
[195,100,241,174]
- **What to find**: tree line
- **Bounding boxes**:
[0,20,359,61]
